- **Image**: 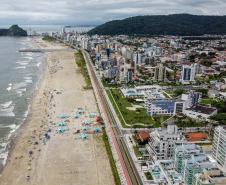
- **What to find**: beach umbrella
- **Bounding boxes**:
[82,126,88,131]
[58,122,65,126]
[89,112,97,118]
[77,108,85,114]
[57,114,67,119]
[72,113,79,119]
[57,127,65,133]
[80,133,88,140]
[93,127,101,133]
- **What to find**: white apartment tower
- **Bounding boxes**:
[146,124,184,161]
[212,126,226,170]
[180,64,197,84]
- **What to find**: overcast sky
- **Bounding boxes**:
[0,0,226,25]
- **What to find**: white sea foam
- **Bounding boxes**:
[16,88,27,97]
[16,61,29,66]
[24,76,33,84]
[7,124,20,136]
[23,56,33,60]
[36,62,41,68]
[13,82,27,90]
[0,143,7,150]
[24,76,32,80]
[0,123,20,167]
[6,86,12,91]
[1,101,13,109]
[6,83,13,91]
[0,149,8,166]
[0,124,17,130]
[0,105,15,117]
[15,66,26,69]
[25,79,33,84]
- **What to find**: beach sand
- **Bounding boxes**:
[0,38,114,185]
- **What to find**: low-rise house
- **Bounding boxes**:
[135,131,150,144]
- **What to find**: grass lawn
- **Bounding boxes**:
[102,129,121,185]
[200,98,215,105]
[133,146,142,158]
[42,36,56,42]
[102,79,118,88]
[162,91,171,98]
[144,172,153,180]
[75,51,92,89]
[106,88,163,128]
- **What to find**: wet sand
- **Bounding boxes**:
[0,37,114,185]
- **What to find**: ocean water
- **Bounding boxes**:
[0,36,45,168]
[0,25,94,35]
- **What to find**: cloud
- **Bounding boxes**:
[0,0,226,25]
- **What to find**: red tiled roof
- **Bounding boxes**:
[136,131,150,142]
[186,132,208,141]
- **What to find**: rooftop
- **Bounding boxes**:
[186,132,208,142]
[136,131,150,143]
[186,104,217,115]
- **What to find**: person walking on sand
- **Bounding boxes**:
[26,175,30,181]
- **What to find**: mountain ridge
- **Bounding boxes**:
[88,14,226,36]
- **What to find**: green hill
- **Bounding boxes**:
[0,25,27,36]
[88,14,226,36]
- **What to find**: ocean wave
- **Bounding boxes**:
[24,79,33,84]
[0,102,15,117]
[0,124,17,130]
[13,82,27,90]
[24,76,32,80]
[16,61,29,66]
[24,76,33,84]
[0,124,20,167]
[6,86,12,91]
[1,101,13,109]
[16,88,27,97]
[0,149,8,166]
[0,142,7,149]
[15,66,26,69]
[23,56,33,60]
[37,62,41,68]
[6,83,12,91]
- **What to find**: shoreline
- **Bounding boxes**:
[0,37,114,185]
[0,37,48,172]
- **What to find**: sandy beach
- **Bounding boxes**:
[0,37,114,185]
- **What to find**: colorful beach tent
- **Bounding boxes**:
[57,127,65,133]
[77,107,85,114]
[82,126,88,131]
[57,114,67,119]
[80,133,88,140]
[89,112,97,118]
[82,119,91,125]
[72,113,79,119]
[93,127,101,133]
[58,122,65,126]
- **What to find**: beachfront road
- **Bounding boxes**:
[83,50,143,185]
